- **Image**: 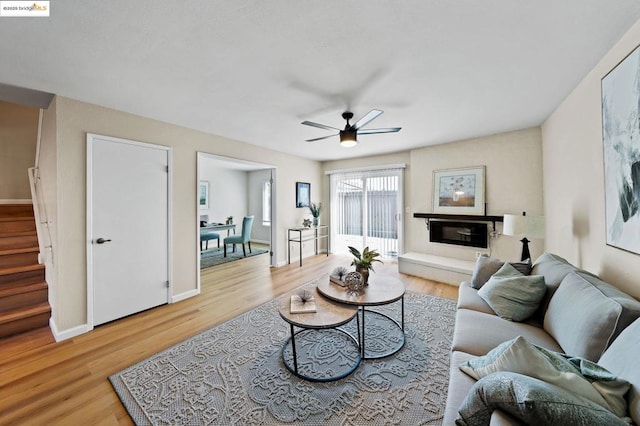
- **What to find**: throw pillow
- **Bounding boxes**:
[459,336,630,417]
[543,272,626,362]
[470,255,532,289]
[455,372,629,426]
[477,263,545,321]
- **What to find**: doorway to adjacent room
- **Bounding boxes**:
[196,153,276,286]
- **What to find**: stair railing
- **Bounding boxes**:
[28,109,53,265]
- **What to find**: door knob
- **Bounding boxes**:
[96,238,112,244]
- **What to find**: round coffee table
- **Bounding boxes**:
[278,286,361,382]
[317,276,406,359]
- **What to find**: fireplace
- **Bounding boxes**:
[429,220,488,248]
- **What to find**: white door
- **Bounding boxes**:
[88,134,170,326]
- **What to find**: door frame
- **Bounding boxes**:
[86,133,173,330]
[196,153,277,290]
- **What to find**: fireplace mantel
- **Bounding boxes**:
[413,213,503,222]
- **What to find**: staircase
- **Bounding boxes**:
[0,204,50,339]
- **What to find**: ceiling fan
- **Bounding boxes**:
[302,109,401,147]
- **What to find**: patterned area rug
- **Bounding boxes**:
[200,247,269,269]
[109,280,456,425]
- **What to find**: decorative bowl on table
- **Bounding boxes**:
[344,271,364,295]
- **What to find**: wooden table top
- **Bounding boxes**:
[317,276,406,307]
[278,287,357,329]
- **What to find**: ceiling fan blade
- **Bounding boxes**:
[306,134,337,142]
[358,127,402,134]
[353,109,383,130]
[301,120,341,131]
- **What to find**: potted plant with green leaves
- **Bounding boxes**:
[348,246,383,286]
[308,202,322,227]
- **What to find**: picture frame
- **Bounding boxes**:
[296,182,310,208]
[602,43,640,255]
[432,166,485,215]
[199,181,209,210]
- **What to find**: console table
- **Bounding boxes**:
[287,225,329,267]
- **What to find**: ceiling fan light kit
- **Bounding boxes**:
[340,128,358,147]
[302,109,401,147]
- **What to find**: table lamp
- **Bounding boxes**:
[503,212,545,261]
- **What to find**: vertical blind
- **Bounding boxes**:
[329,166,404,257]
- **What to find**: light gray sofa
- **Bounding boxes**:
[443,252,640,425]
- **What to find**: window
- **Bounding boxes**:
[262,180,271,226]
[328,166,405,257]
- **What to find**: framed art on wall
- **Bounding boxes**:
[432,166,485,215]
[199,181,209,210]
[296,182,310,208]
[602,43,640,255]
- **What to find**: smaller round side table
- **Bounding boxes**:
[278,287,361,382]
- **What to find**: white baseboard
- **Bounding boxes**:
[0,199,32,204]
[172,288,200,303]
[50,318,91,342]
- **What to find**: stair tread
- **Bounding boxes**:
[0,264,45,276]
[0,232,37,239]
[0,247,39,256]
[0,302,50,324]
[0,281,47,296]
[0,216,34,222]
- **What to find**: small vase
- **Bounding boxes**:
[358,268,370,286]
[312,217,319,227]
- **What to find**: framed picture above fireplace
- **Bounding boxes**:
[432,166,485,216]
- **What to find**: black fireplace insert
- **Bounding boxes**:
[429,220,488,248]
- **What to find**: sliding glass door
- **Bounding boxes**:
[329,167,404,258]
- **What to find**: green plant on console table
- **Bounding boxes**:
[308,202,322,218]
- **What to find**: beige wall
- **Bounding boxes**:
[44,96,323,335]
[321,131,543,263]
[0,100,38,200]
[408,128,544,262]
[542,19,640,299]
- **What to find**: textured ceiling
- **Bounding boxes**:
[1,1,639,161]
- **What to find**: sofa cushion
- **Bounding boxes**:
[455,372,629,426]
[478,263,546,322]
[599,317,640,425]
[470,255,532,289]
[530,253,579,318]
[543,272,639,362]
[531,252,578,286]
[457,281,495,315]
[459,336,629,417]
[574,272,640,343]
[443,351,478,426]
[452,309,562,356]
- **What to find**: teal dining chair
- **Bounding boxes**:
[200,230,220,251]
[223,216,254,257]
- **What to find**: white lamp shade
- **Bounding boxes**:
[503,214,545,239]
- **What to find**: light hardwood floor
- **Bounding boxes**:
[0,253,457,425]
